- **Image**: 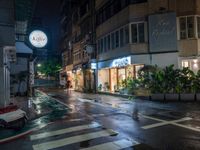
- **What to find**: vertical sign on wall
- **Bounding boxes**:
[29,61,34,86]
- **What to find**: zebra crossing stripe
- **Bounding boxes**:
[32,129,118,150]
[30,122,101,141]
[80,139,140,150]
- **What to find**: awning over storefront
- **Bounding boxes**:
[15,42,33,54]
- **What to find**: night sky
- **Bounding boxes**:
[33,0,61,53]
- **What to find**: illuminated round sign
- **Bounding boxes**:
[29,30,48,48]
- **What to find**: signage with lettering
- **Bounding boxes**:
[91,63,97,69]
[148,12,177,52]
[112,56,131,67]
[29,30,48,48]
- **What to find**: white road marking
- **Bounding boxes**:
[80,139,139,150]
[142,117,192,129]
[30,122,101,141]
[141,114,194,130]
[32,129,118,150]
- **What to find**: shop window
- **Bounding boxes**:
[135,65,144,78]
[182,60,189,68]
[126,65,134,78]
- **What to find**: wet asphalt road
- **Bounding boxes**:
[1,89,200,150]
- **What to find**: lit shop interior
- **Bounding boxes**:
[181,58,200,73]
[97,57,143,93]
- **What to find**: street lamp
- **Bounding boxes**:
[37,63,41,67]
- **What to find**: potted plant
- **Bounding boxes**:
[104,82,110,92]
[98,84,102,92]
[193,70,200,101]
[179,67,195,101]
[150,68,165,101]
[137,65,157,99]
[119,79,129,95]
[164,65,180,101]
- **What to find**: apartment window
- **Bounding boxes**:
[104,37,107,52]
[138,23,145,42]
[131,24,137,43]
[180,18,187,39]
[131,23,145,43]
[197,17,200,38]
[100,39,104,53]
[120,28,124,47]
[115,31,119,48]
[107,35,111,50]
[111,32,115,49]
[124,26,129,44]
[179,16,195,39]
[187,17,194,38]
[97,40,101,54]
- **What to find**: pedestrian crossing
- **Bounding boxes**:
[30,122,101,140]
[31,119,139,150]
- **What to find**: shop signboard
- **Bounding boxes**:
[148,12,177,52]
[112,56,131,67]
[29,30,48,48]
[91,63,97,69]
[98,56,131,69]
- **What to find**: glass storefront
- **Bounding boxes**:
[181,58,200,73]
[98,64,144,93]
[74,69,84,91]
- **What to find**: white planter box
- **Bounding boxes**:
[165,94,179,101]
[180,94,195,101]
[151,94,165,101]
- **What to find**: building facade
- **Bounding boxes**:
[60,0,200,94]
[0,0,16,107]
[96,0,200,93]
[60,0,96,92]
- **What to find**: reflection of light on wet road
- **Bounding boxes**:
[30,122,101,140]
[32,129,118,150]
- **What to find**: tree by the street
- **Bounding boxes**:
[37,59,61,78]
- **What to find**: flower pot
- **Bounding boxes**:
[151,94,165,101]
[165,94,179,101]
[180,93,195,101]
